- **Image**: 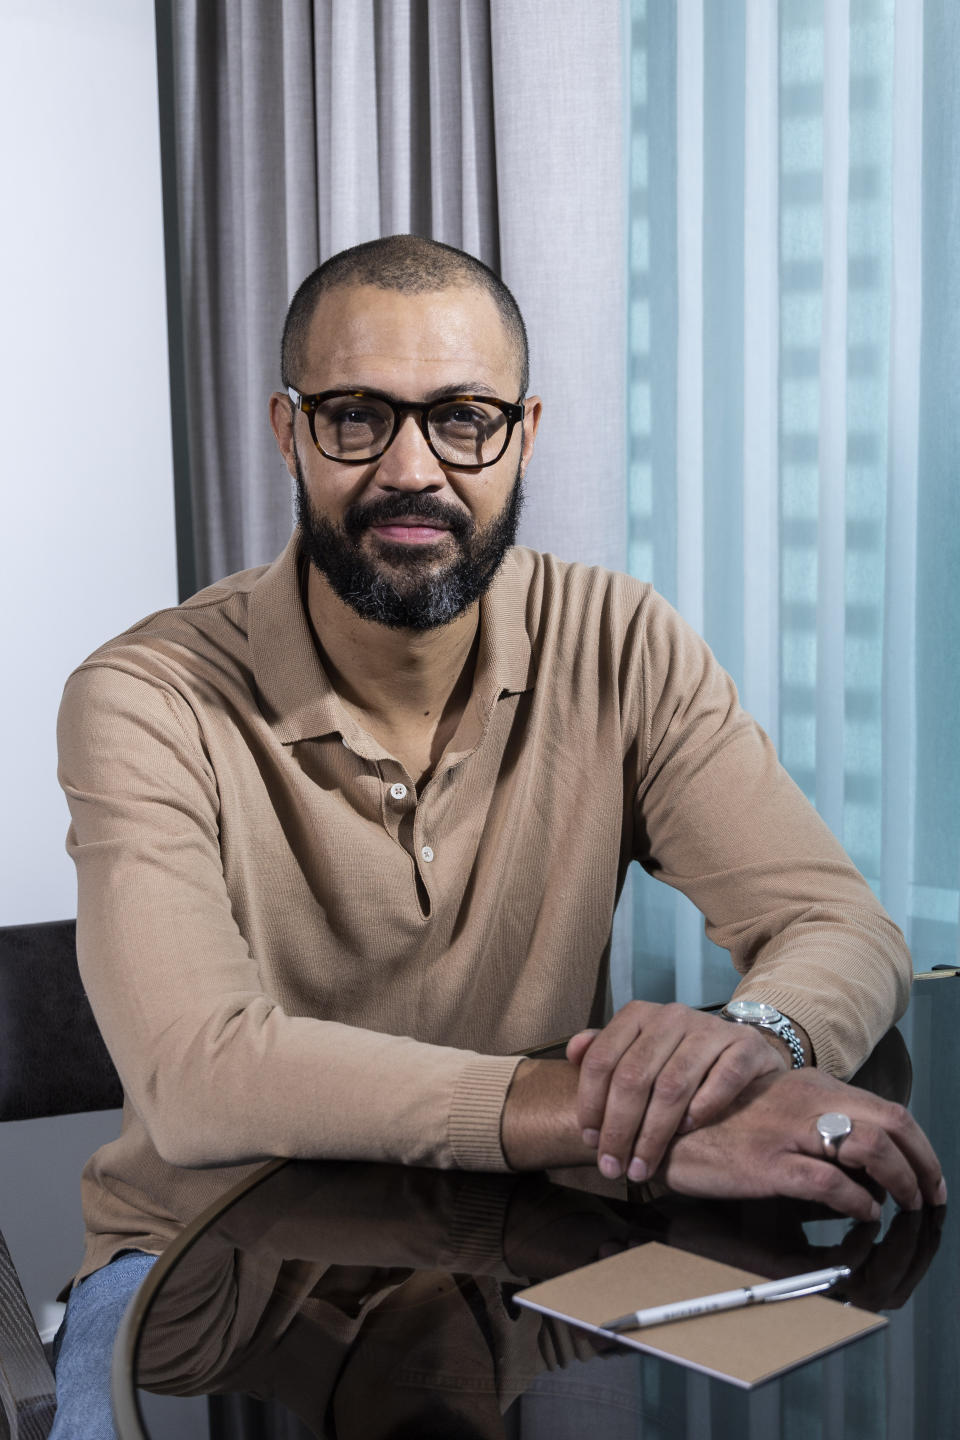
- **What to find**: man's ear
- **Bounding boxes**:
[519,394,543,477]
[269,391,298,480]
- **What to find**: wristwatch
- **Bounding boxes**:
[719,999,806,1069]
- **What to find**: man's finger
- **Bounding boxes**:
[873,1102,947,1207]
[575,1003,663,1138]
[565,1030,599,1066]
[589,1026,694,1176]
[618,1034,738,1181]
[806,1096,946,1210]
[807,1116,926,1212]
[683,1040,785,1129]
[777,1154,885,1224]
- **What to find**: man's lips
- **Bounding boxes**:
[367,520,453,545]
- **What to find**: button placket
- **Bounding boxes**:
[413,797,437,879]
[375,760,415,845]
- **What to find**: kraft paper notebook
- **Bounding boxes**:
[513,1241,885,1388]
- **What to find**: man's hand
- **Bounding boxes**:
[565,1001,793,1184]
[659,1067,947,1222]
[501,1060,946,1222]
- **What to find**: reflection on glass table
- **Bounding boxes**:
[113,975,957,1440]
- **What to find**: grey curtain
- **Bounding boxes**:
[161,0,626,590]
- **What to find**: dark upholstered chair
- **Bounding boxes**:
[0,921,296,1440]
[0,919,123,1440]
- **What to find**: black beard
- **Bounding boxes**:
[294,453,524,631]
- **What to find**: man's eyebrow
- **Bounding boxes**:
[420,381,502,401]
[331,381,508,403]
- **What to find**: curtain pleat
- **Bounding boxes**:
[675,0,705,640]
[915,0,960,966]
[325,2,381,252]
[374,2,431,235]
[881,0,923,934]
[426,1,464,242]
[701,0,747,1004]
[626,0,678,1006]
[742,0,780,740]
[280,4,321,285]
[489,0,627,573]
[816,0,850,840]
[703,0,746,693]
[674,0,706,1005]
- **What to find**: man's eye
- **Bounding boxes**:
[336,406,381,428]
[436,405,494,432]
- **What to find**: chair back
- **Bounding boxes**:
[0,919,124,1437]
[0,920,123,1123]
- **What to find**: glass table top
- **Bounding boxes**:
[115,974,958,1439]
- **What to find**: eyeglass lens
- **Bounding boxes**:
[314,396,509,466]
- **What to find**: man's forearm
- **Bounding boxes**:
[501,1059,597,1170]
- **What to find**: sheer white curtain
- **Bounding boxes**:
[627,0,959,1012]
[628,5,956,1433]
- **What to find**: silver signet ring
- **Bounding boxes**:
[817,1111,853,1161]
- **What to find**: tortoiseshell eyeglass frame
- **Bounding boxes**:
[286,387,525,471]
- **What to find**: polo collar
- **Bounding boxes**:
[249,531,536,747]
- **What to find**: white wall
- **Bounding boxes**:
[0,13,193,1433]
[0,0,178,928]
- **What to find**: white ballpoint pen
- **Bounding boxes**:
[601,1264,852,1333]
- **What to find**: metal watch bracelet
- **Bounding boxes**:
[720,1000,806,1069]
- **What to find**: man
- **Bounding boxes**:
[52,235,943,1435]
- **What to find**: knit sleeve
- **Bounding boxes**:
[631,593,911,1077]
[58,662,521,1171]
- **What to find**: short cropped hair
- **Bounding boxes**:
[280,234,529,397]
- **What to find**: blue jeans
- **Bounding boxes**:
[50,1251,157,1440]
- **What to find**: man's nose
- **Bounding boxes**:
[373,412,445,489]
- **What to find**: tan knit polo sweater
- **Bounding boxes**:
[57,533,910,1279]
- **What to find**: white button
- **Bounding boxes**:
[420,845,434,863]
[389,782,408,800]
[341,737,350,748]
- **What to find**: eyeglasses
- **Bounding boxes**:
[287,387,525,470]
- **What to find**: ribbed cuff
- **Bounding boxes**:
[448,1054,525,1171]
[444,1179,514,1267]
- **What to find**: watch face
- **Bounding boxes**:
[725,1000,780,1023]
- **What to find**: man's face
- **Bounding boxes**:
[271,284,541,631]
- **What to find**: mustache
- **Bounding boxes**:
[342,492,472,542]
